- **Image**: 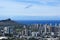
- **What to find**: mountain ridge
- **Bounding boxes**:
[0,18,22,27]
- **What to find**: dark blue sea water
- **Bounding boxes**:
[16,20,60,25]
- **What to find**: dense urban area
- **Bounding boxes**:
[0,19,60,40]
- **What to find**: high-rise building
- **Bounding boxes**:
[28,30,32,36]
[4,26,13,34]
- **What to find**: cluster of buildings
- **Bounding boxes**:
[18,24,60,40]
[0,23,60,40]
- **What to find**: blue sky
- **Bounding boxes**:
[0,0,60,20]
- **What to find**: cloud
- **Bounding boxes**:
[25,5,32,9]
[0,0,60,20]
[16,0,60,6]
[0,0,27,16]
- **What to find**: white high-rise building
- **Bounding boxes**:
[4,26,13,34]
[44,24,47,33]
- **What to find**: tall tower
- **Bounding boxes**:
[44,24,47,33]
[39,24,43,35]
[23,25,28,36]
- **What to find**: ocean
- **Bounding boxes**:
[16,20,60,25]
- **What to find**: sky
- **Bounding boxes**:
[0,0,60,20]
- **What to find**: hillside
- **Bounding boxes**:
[0,18,22,27]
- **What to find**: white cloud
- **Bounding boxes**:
[0,0,60,20]
[17,0,60,5]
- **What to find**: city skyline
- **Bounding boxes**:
[0,0,60,20]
